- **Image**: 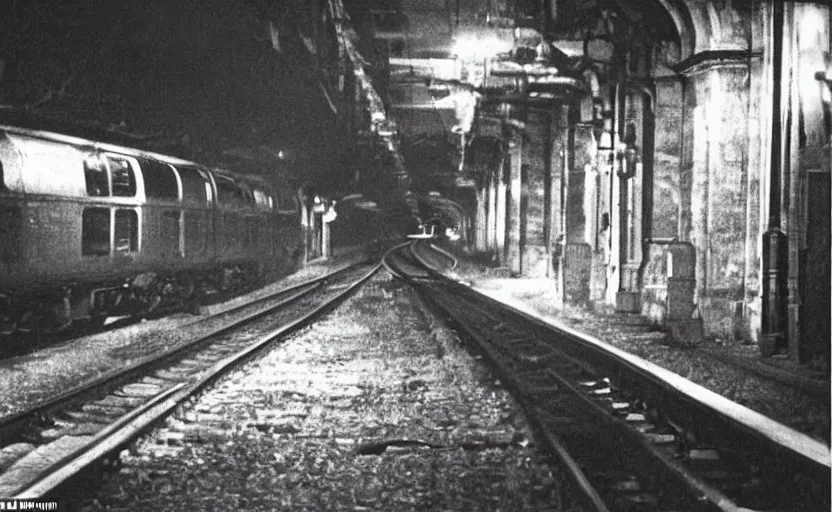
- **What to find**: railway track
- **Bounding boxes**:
[388,242,831,512]
[0,259,375,360]
[0,259,382,501]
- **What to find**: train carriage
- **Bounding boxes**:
[0,125,303,333]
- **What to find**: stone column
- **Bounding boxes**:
[543,111,553,277]
[475,184,488,251]
[677,53,751,339]
[550,108,568,285]
[566,108,589,244]
[487,170,497,252]
[299,196,310,266]
[507,131,523,274]
[495,156,507,266]
[321,214,331,260]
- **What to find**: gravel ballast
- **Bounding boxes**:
[81,274,563,511]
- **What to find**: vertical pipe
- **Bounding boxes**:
[768,1,784,227]
[761,0,788,355]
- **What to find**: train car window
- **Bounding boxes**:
[84,154,110,197]
[109,157,136,197]
[215,176,245,208]
[253,189,273,209]
[114,209,139,253]
[139,158,179,199]
[82,207,111,256]
[178,167,208,204]
[0,206,21,262]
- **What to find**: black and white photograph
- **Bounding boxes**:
[0,0,829,510]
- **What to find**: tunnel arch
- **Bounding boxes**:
[654,0,699,61]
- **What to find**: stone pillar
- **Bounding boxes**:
[563,106,594,305]
[507,132,523,274]
[653,76,684,240]
[677,53,751,339]
[518,108,551,277]
[573,125,596,244]
[321,214,331,259]
[543,111,554,277]
[299,197,310,266]
[665,242,704,344]
[550,108,568,286]
[744,2,770,344]
[495,157,507,266]
[566,110,589,244]
[475,184,487,251]
[487,171,497,252]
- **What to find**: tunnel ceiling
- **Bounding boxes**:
[350,0,682,192]
[0,0,682,194]
[0,0,352,186]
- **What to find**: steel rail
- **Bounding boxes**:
[387,243,613,511]
[459,281,831,472]
[11,261,383,499]
[395,243,830,510]
[425,285,738,511]
[0,260,370,445]
[436,276,831,511]
[410,240,458,270]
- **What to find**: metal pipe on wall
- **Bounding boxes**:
[761,0,788,355]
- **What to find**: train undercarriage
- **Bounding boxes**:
[0,261,270,335]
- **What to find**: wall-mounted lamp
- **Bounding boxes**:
[615,143,639,179]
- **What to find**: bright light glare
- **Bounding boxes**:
[453,36,511,59]
[446,228,461,241]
